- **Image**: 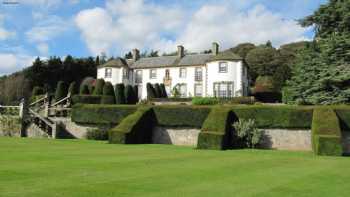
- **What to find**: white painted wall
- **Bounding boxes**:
[97,67,122,85]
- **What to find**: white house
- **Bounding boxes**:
[97,43,249,99]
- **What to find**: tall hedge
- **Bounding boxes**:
[312,108,342,156]
[115,83,126,104]
[160,83,167,98]
[93,79,105,95]
[154,83,162,98]
[80,84,90,95]
[55,81,67,101]
[125,85,135,104]
[101,82,115,104]
[133,85,139,103]
[68,82,78,95]
[146,83,156,99]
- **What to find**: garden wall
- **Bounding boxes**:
[0,116,22,137]
[260,129,311,151]
[152,127,200,146]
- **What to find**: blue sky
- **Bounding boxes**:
[0,0,327,76]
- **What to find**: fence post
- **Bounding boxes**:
[44,93,50,118]
[19,98,29,137]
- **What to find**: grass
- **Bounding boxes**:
[0,137,350,197]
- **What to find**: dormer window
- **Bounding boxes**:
[219,62,228,73]
[105,68,112,78]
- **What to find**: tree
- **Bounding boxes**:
[124,51,133,59]
[125,85,135,104]
[80,84,90,95]
[160,83,167,98]
[146,83,156,99]
[115,83,126,104]
[133,85,139,103]
[230,43,256,59]
[93,79,105,95]
[101,82,115,104]
[153,83,162,98]
[246,46,279,80]
[68,82,78,95]
[55,81,67,101]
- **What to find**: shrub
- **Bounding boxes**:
[146,83,156,99]
[233,119,262,148]
[72,95,102,104]
[68,82,78,95]
[160,83,167,98]
[154,83,162,98]
[80,84,90,95]
[93,79,105,95]
[198,107,236,150]
[153,105,211,128]
[192,97,219,105]
[55,81,67,101]
[86,129,108,140]
[101,96,115,104]
[88,85,95,95]
[101,82,115,104]
[221,97,255,105]
[115,83,126,104]
[133,85,139,103]
[71,104,137,124]
[312,108,342,156]
[109,107,156,144]
[253,76,281,102]
[125,85,135,104]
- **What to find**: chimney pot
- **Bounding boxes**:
[132,49,140,61]
[177,45,184,58]
[212,42,219,55]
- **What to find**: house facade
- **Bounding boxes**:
[97,43,249,99]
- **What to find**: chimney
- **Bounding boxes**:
[212,42,219,55]
[177,45,184,58]
[132,49,140,61]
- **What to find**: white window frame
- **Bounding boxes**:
[179,83,187,98]
[122,68,128,79]
[194,83,203,97]
[149,69,157,79]
[194,67,202,81]
[135,70,142,83]
[179,68,186,78]
[105,68,112,78]
[219,62,228,73]
[213,82,234,98]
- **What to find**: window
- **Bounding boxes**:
[195,67,202,81]
[179,68,186,78]
[194,84,203,97]
[219,62,228,73]
[165,69,170,79]
[123,69,128,79]
[213,82,234,98]
[135,70,142,83]
[105,68,112,78]
[179,84,187,97]
[149,69,157,79]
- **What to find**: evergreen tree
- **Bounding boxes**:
[154,83,162,98]
[101,82,115,104]
[93,79,105,95]
[55,81,67,101]
[115,83,126,104]
[133,85,139,103]
[125,85,135,104]
[146,83,156,99]
[80,84,90,95]
[68,82,78,95]
[160,83,167,98]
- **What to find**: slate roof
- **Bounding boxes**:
[209,50,242,61]
[98,58,128,68]
[130,56,178,68]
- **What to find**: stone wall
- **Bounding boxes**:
[152,126,200,146]
[0,116,22,137]
[259,129,312,151]
[26,123,49,138]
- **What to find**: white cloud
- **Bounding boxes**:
[75,0,311,55]
[0,14,15,41]
[0,53,35,75]
[21,0,62,8]
[36,43,49,56]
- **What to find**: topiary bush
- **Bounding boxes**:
[115,83,125,104]
[146,83,156,99]
[160,83,167,98]
[154,83,162,98]
[125,85,135,104]
[93,79,105,95]
[101,82,115,104]
[133,85,139,103]
[55,81,67,101]
[68,82,78,96]
[72,95,102,104]
[192,97,219,105]
[80,84,90,95]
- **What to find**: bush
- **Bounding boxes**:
[192,97,219,105]
[109,107,156,144]
[253,76,281,103]
[153,105,211,128]
[86,129,108,140]
[198,108,236,150]
[125,85,135,104]
[93,79,105,95]
[221,97,255,105]
[71,104,137,124]
[101,82,115,104]
[233,119,262,148]
[154,83,162,98]
[68,82,78,95]
[146,83,156,99]
[101,96,115,104]
[133,85,139,103]
[89,85,95,95]
[55,81,67,101]
[115,83,125,104]
[160,83,167,98]
[312,108,342,156]
[80,84,90,95]
[72,95,102,104]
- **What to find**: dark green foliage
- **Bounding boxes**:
[115,83,126,104]
[133,85,139,103]
[146,83,156,99]
[152,105,211,128]
[109,107,156,144]
[93,79,105,95]
[160,84,167,98]
[125,85,135,104]
[198,108,236,150]
[312,108,342,156]
[80,84,90,95]
[246,46,279,80]
[192,97,219,105]
[150,98,192,102]
[88,85,95,95]
[154,83,162,98]
[101,82,115,104]
[231,105,313,129]
[221,97,255,105]
[32,86,44,96]
[55,81,67,101]
[334,107,350,131]
[68,82,78,95]
[71,104,137,124]
[253,76,281,102]
[86,129,108,141]
[101,96,115,104]
[230,43,256,59]
[72,95,102,104]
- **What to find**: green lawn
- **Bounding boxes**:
[0,137,349,197]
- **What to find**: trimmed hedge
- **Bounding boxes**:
[197,108,236,150]
[152,105,211,128]
[93,79,105,95]
[101,96,116,104]
[115,83,126,104]
[71,104,137,124]
[80,84,90,95]
[55,81,67,101]
[72,95,102,104]
[150,98,192,102]
[68,82,78,95]
[231,105,313,129]
[334,106,350,131]
[312,108,342,156]
[109,107,156,144]
[192,97,219,105]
